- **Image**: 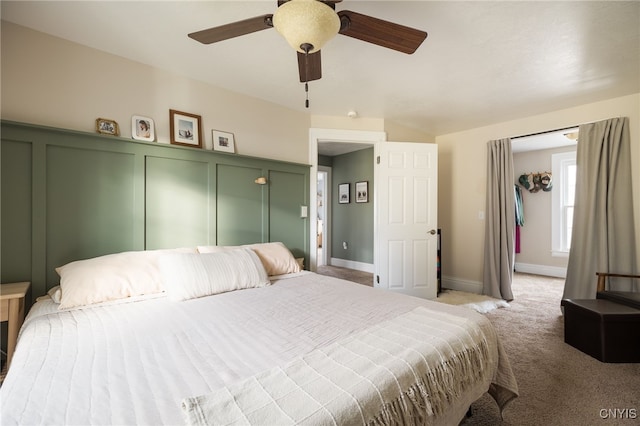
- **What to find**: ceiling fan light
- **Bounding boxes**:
[564,131,579,141]
[273,0,340,53]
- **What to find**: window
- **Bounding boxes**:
[551,151,577,256]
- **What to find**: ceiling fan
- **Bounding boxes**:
[188,0,427,107]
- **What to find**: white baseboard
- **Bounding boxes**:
[329,258,375,273]
[442,276,482,294]
[515,262,567,278]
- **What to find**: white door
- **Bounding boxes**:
[374,141,438,299]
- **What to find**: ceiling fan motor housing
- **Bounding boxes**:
[273,0,340,53]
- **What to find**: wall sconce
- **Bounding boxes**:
[254,177,268,185]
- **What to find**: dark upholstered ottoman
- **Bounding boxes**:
[561,299,640,363]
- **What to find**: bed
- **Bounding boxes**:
[0,243,518,425]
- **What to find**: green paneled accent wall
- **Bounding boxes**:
[146,156,212,249]
[331,148,374,264]
[1,121,310,305]
[269,170,307,259]
[216,164,265,246]
[1,140,32,284]
[46,146,137,285]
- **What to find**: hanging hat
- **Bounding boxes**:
[519,174,531,190]
[530,174,542,193]
[540,172,553,192]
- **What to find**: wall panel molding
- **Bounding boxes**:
[1,120,310,304]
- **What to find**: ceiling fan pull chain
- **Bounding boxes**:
[301,42,313,108]
[305,82,309,108]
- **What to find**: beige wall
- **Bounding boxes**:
[309,116,434,143]
[513,146,577,274]
[1,22,310,164]
[436,93,640,290]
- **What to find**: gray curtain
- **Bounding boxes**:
[563,117,638,300]
[483,138,515,301]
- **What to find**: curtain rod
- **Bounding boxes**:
[510,125,579,141]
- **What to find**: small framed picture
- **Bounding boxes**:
[338,183,350,204]
[212,129,236,153]
[131,115,155,141]
[96,118,119,136]
[356,181,369,203]
[169,109,202,148]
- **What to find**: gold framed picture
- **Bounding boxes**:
[169,109,202,148]
[96,118,120,136]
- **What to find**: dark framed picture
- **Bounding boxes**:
[356,181,369,203]
[338,183,350,204]
[131,115,155,142]
[96,118,119,136]
[212,129,236,153]
[169,109,202,148]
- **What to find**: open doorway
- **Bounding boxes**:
[316,167,331,266]
[511,127,578,278]
[308,128,385,272]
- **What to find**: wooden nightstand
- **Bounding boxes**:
[1,282,30,369]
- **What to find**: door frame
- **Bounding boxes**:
[308,128,386,271]
[317,166,331,266]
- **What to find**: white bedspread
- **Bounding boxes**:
[183,307,492,426]
[1,272,517,425]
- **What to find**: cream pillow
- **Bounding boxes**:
[197,242,301,276]
[56,247,196,310]
[246,242,301,276]
[160,248,270,301]
[48,285,62,303]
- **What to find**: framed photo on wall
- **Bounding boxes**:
[169,109,202,148]
[96,118,119,136]
[338,183,350,204]
[131,115,155,141]
[212,129,236,153]
[355,181,369,203]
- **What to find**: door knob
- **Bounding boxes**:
[429,229,437,235]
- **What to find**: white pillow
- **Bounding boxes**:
[55,247,197,310]
[48,285,62,303]
[197,242,301,276]
[160,248,270,301]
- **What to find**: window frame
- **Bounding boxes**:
[551,150,577,257]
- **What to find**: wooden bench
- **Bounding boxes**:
[561,298,640,363]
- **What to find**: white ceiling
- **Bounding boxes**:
[2,1,639,139]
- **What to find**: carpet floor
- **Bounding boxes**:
[316,267,640,425]
[462,273,640,426]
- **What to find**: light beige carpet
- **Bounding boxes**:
[461,273,640,425]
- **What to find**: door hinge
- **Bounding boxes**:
[377,156,380,164]
[376,275,380,284]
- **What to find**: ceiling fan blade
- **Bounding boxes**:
[337,10,427,54]
[297,50,322,83]
[188,15,273,44]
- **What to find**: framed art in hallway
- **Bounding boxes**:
[169,109,202,148]
[338,183,350,204]
[355,181,368,203]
